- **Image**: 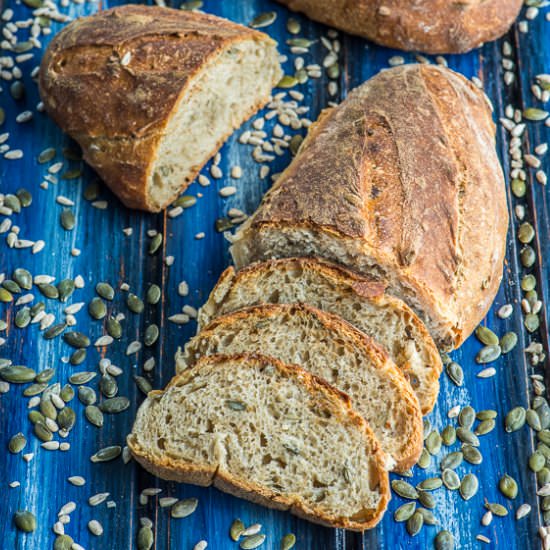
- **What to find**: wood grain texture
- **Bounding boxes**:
[0,0,548,549]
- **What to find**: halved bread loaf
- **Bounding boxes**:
[128,353,390,531]
[178,303,423,471]
[197,257,442,414]
[39,5,282,212]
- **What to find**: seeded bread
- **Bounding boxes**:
[198,257,442,414]
[128,353,390,530]
[39,5,282,212]
[230,64,508,351]
[276,0,522,54]
[178,303,423,471]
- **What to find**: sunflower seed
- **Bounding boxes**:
[446,362,463,386]
[9,433,27,453]
[505,406,526,432]
[516,504,531,519]
[240,534,266,549]
[14,510,36,532]
[459,406,475,430]
[434,530,454,550]
[442,469,461,490]
[476,344,501,364]
[89,297,107,320]
[68,476,86,486]
[146,284,161,305]
[85,405,104,428]
[417,477,442,491]
[406,511,423,536]
[127,293,144,313]
[230,519,245,541]
[171,497,199,518]
[391,480,418,500]
[0,365,36,383]
[459,473,478,500]
[96,282,115,301]
[90,445,121,463]
[89,492,110,506]
[88,519,103,536]
[475,325,499,346]
[499,474,518,499]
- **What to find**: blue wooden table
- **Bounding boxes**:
[1,0,549,548]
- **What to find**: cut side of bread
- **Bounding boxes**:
[39,5,282,212]
[198,258,442,414]
[128,353,390,531]
[178,303,423,471]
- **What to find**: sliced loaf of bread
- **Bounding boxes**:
[128,353,390,530]
[178,303,423,471]
[197,257,442,414]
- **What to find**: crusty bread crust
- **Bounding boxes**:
[39,5,279,211]
[277,0,522,54]
[128,353,391,531]
[197,257,442,414]
[231,65,508,350]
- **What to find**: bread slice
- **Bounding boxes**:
[128,353,390,530]
[229,65,508,350]
[198,258,442,414]
[178,303,423,471]
[39,5,282,212]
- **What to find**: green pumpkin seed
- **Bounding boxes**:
[60,209,75,230]
[538,468,550,485]
[476,344,501,364]
[529,450,546,472]
[475,325,499,346]
[289,134,303,156]
[12,268,32,291]
[406,511,423,536]
[61,168,82,180]
[60,384,74,402]
[173,195,197,209]
[9,81,24,101]
[40,397,57,420]
[327,63,340,79]
[14,510,36,532]
[459,406,475,430]
[137,526,154,550]
[216,217,234,232]
[85,405,104,427]
[9,433,27,453]
[543,496,550,511]
[505,406,526,432]
[526,409,542,431]
[3,280,21,294]
[78,386,97,405]
[240,534,266,549]
[295,68,308,84]
[230,519,245,541]
[518,222,535,244]
[499,474,518,499]
[417,477,442,491]
[106,317,122,339]
[425,430,442,455]
[459,473,478,500]
[34,368,54,384]
[63,331,90,348]
[498,332,517,354]
[418,490,435,509]
[96,282,115,301]
[171,497,199,518]
[100,396,130,414]
[90,445,121,463]
[144,324,159,347]
[523,107,549,120]
[57,279,75,302]
[486,502,508,516]
[286,38,316,48]
[537,404,550,430]
[441,425,456,446]
[524,314,540,333]
[416,508,438,525]
[434,530,455,550]
[0,365,36,383]
[54,535,74,550]
[280,533,296,550]
[37,283,59,299]
[521,246,536,268]
[14,307,31,329]
[442,469,461,490]
[70,348,87,366]
[69,371,96,385]
[278,75,298,88]
[391,480,418,500]
[477,409,498,421]
[0,288,13,303]
[416,448,431,469]
[44,323,66,340]
[99,374,117,398]
[0,107,4,126]
[57,407,76,430]
[146,284,161,305]
[16,188,32,207]
[148,233,163,255]
[127,293,144,314]
[394,502,416,522]
[23,383,47,396]
[4,194,21,213]
[521,274,537,292]
[441,451,463,470]
[539,430,550,445]
[250,11,276,28]
[34,421,53,442]
[456,427,480,446]
[83,182,100,201]
[475,419,495,435]
[134,376,152,395]
[287,18,301,34]
[226,400,247,411]
[86,298,106,321]
[28,410,45,424]
[446,362,464,386]
[38,147,56,163]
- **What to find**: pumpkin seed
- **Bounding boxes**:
[14,307,31,328]
[85,405,104,428]
[78,386,97,405]
[63,331,90,348]
[89,297,107,320]
[446,362,464,386]
[31,302,45,318]
[226,400,247,411]
[38,147,56,163]
[417,477,442,491]
[539,430,550,445]
[475,419,495,435]
[0,286,13,303]
[146,284,161,305]
[529,450,546,472]
[69,371,96,385]
[394,502,416,522]
[418,490,435,509]
[70,349,87,366]
[57,407,76,430]
[287,37,316,48]
[521,274,537,292]
[476,344,501,364]
[523,107,549,120]
[35,368,55,385]
[54,535,74,550]
[148,233,163,255]
[230,519,245,541]
[14,510,36,532]
[16,188,32,208]
[499,474,518,499]
[180,0,203,10]
[44,323,66,339]
[40,397,57,419]
[60,384,74,402]
[505,406,526,432]
[475,325,499,346]
[106,317,122,339]
[391,480,418,500]
[416,448,431,469]
[459,406,475,430]
[83,181,100,201]
[456,427,479,446]
[5,194,21,213]
[171,497,199,518]
[441,425,456,446]
[144,324,159,346]
[0,365,36,383]
[442,469,461,490]
[127,293,144,314]
[60,209,75,230]
[416,508,438,525]
[240,534,266,549]
[38,283,59,299]
[57,279,75,302]
[520,246,536,268]
[518,222,535,244]
[287,18,301,34]
[250,11,276,28]
[477,409,498,421]
[459,473,478,500]
[425,430,442,455]
[96,282,115,301]
[9,433,27,453]
[278,75,298,88]
[23,383,47,396]
[441,451,463,470]
[28,410,45,424]
[137,526,154,550]
[173,195,197,209]
[34,421,53,442]
[134,376,153,395]
[90,445,121,463]
[486,502,508,517]
[289,134,303,156]
[434,530,455,550]
[12,268,32,290]
[524,314,540,333]
[538,468,550,485]
[3,280,21,294]
[100,396,130,414]
[537,404,550,430]
[406,511,423,536]
[99,374,117,398]
[526,409,542,431]
[280,534,296,550]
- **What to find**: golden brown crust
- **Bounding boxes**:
[241,65,508,350]
[39,5,277,211]
[128,353,390,531]
[277,0,522,54]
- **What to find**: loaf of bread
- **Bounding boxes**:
[276,0,522,54]
[197,257,442,414]
[128,353,390,530]
[230,64,508,350]
[39,5,282,212]
[178,303,423,471]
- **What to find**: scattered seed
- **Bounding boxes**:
[148,233,163,255]
[406,511,423,537]
[9,433,27,453]
[459,473,479,500]
[146,284,161,305]
[96,282,115,301]
[499,474,518,499]
[90,445,122,463]
[230,519,245,541]
[394,502,416,522]
[137,526,154,550]
[475,325,499,346]
[391,480,419,500]
[441,451,463,470]
[417,477,442,491]
[476,344,501,364]
[89,297,107,320]
[240,534,266,549]
[69,372,96,385]
[250,11,276,28]
[85,405,104,428]
[106,318,122,339]
[280,533,296,550]
[171,498,199,518]
[442,469,461,490]
[446,362,464,386]
[516,504,531,520]
[144,324,159,347]
[127,293,144,314]
[13,510,36,532]
[475,419,495,436]
[0,365,36,383]
[100,396,130,414]
[434,530,454,550]
[459,406,476,430]
[485,502,508,517]
[505,406,526,432]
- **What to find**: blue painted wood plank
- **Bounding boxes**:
[0,0,549,549]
